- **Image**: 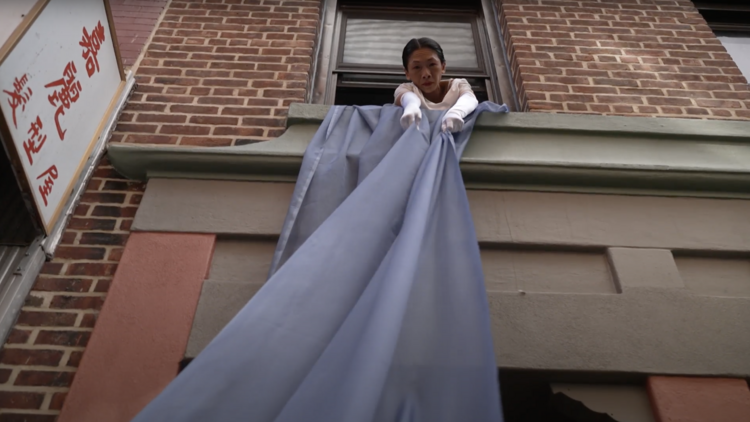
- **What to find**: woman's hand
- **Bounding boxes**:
[399,92,422,130]
[442,92,478,132]
[441,111,464,132]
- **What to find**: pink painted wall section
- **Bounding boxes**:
[57,232,215,422]
[648,376,750,422]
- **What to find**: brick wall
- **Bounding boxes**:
[0,0,321,419]
[500,0,750,119]
[5,0,749,419]
[113,0,320,147]
[0,159,141,421]
[110,0,170,68]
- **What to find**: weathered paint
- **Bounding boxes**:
[58,232,215,422]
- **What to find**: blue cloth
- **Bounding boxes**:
[131,102,509,422]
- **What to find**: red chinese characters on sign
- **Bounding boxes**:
[36,165,58,207]
[80,21,106,77]
[3,74,33,129]
[23,116,47,166]
[45,62,82,140]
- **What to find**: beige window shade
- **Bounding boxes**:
[342,18,478,68]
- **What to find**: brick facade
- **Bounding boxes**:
[113,0,320,147]
[110,0,170,68]
[1,0,749,419]
[500,0,750,119]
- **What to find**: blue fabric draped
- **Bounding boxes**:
[131,102,509,422]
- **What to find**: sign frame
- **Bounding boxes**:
[0,0,127,234]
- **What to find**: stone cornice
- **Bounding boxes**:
[109,103,750,198]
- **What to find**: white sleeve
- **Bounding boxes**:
[446,92,478,118]
[400,91,422,110]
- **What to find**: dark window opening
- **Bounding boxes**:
[695,1,750,81]
[0,147,39,246]
[694,1,750,33]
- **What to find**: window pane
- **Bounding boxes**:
[716,34,750,80]
[342,18,478,68]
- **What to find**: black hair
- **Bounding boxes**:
[401,37,446,69]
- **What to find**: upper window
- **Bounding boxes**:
[311,0,517,109]
[695,1,750,80]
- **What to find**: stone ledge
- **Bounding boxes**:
[109,103,750,197]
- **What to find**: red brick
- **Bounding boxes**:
[0,414,58,422]
[66,263,117,277]
[101,181,145,192]
[50,296,104,311]
[596,95,644,105]
[524,83,570,93]
[687,107,711,116]
[67,218,117,231]
[14,371,74,387]
[23,295,43,308]
[39,263,63,276]
[136,114,188,123]
[5,330,30,345]
[169,104,219,114]
[49,392,67,410]
[0,369,11,384]
[212,127,265,136]
[33,277,92,293]
[16,311,77,327]
[189,116,239,125]
[80,192,126,204]
[645,96,693,106]
[35,331,91,347]
[0,392,45,410]
[91,206,138,218]
[78,314,98,329]
[695,99,743,108]
[94,279,113,293]
[240,117,285,127]
[159,125,211,135]
[79,233,129,246]
[262,89,306,99]
[55,247,106,260]
[197,97,245,105]
[0,349,64,366]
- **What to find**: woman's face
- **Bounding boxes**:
[404,47,446,95]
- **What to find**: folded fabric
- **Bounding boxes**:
[131,102,510,422]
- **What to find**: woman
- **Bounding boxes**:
[395,37,479,132]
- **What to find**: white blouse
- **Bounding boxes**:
[394,78,474,111]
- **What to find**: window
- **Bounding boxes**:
[695,1,750,80]
[310,0,517,110]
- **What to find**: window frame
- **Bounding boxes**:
[309,0,518,110]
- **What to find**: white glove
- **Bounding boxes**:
[441,92,478,132]
[441,110,464,132]
[400,92,422,130]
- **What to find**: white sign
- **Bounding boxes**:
[0,0,123,232]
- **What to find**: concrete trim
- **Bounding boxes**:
[109,104,750,197]
[58,232,215,422]
[133,180,750,253]
[489,289,750,377]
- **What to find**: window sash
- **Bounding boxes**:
[338,14,482,71]
[335,9,488,74]
[311,0,519,110]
